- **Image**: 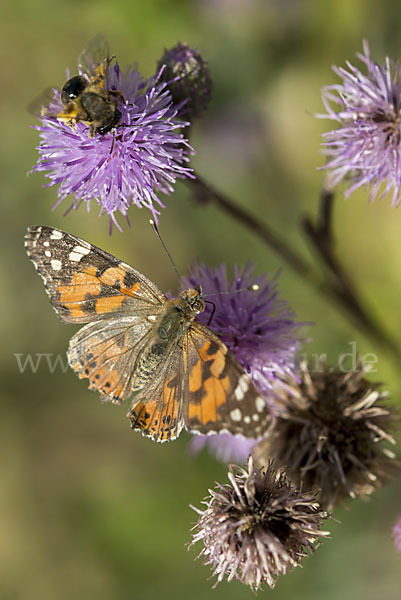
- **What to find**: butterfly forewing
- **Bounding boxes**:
[183,323,271,438]
[25,226,165,324]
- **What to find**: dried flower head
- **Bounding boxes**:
[31,61,193,230]
[318,40,401,205]
[253,361,398,510]
[190,457,330,590]
[184,262,303,463]
[157,42,212,119]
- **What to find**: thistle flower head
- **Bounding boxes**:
[183,262,303,393]
[190,457,330,590]
[157,42,212,119]
[31,61,193,230]
[185,262,303,463]
[318,40,401,205]
[253,361,398,510]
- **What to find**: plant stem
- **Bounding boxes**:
[188,174,401,362]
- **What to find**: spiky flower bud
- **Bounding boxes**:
[253,361,398,510]
[157,42,212,119]
[190,457,330,590]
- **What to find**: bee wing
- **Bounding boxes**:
[27,87,60,119]
[78,34,111,79]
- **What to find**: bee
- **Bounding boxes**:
[30,35,122,137]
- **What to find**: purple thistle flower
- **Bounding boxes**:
[394,515,401,553]
[189,457,330,590]
[318,41,401,205]
[184,262,304,462]
[189,433,256,463]
[31,62,193,230]
[183,262,303,389]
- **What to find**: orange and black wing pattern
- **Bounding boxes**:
[127,344,185,442]
[183,323,271,438]
[127,321,271,442]
[25,226,165,324]
[68,316,155,404]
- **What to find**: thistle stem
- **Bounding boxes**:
[188,174,401,362]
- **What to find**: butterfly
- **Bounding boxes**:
[25,226,271,442]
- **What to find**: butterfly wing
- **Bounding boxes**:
[25,226,166,324]
[183,322,271,438]
[68,315,156,404]
[127,341,185,442]
[127,321,271,442]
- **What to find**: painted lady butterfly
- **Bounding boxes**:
[25,226,271,442]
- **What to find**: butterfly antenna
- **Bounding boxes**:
[205,283,260,298]
[204,300,216,326]
[204,284,259,327]
[150,220,181,284]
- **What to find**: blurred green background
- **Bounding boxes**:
[1,0,401,598]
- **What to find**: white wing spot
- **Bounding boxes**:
[44,250,51,257]
[50,230,63,240]
[243,415,251,424]
[255,397,266,413]
[234,386,244,401]
[69,245,91,262]
[51,259,62,271]
[43,241,50,247]
[74,244,91,254]
[252,414,259,422]
[230,408,242,422]
[239,374,249,393]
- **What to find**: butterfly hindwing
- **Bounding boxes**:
[68,315,156,404]
[127,333,186,441]
[25,226,165,324]
[128,374,184,442]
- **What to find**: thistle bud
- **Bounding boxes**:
[157,42,212,120]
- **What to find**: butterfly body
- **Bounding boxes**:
[130,290,203,391]
[25,226,271,442]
